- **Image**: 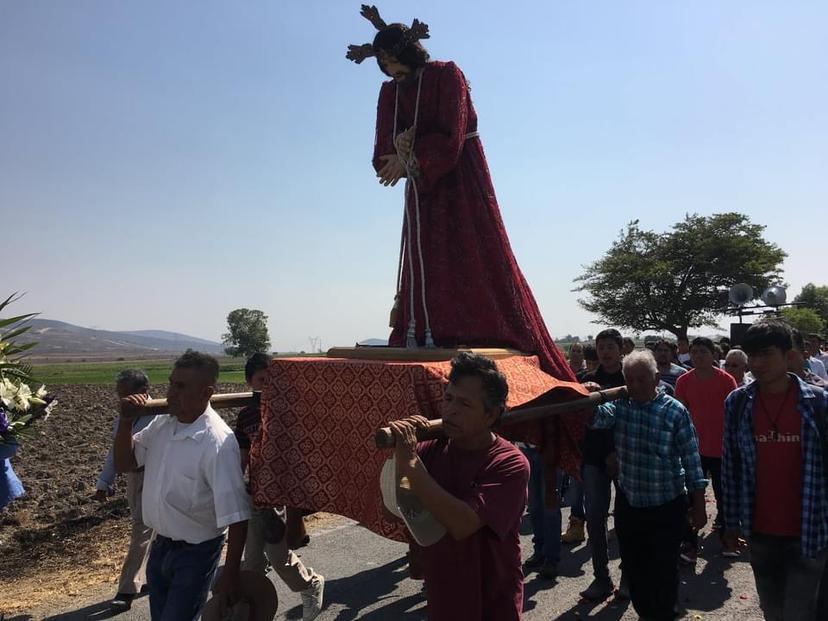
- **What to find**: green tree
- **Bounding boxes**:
[575,213,787,340]
[793,283,828,327]
[222,308,271,358]
[781,307,825,334]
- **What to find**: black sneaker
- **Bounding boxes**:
[539,559,558,580]
[110,593,136,613]
[523,551,544,571]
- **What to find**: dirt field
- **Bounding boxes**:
[0,383,246,614]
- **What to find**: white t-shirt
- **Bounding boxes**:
[134,405,250,544]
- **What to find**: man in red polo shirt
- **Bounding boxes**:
[389,353,529,620]
[675,336,738,561]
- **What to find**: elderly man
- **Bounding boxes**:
[389,353,530,621]
[115,351,250,621]
[723,348,750,386]
[591,350,707,621]
[94,369,156,612]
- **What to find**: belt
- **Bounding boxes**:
[155,534,223,549]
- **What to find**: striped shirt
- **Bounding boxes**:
[721,375,828,558]
[592,393,707,508]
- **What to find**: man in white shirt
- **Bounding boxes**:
[115,351,250,621]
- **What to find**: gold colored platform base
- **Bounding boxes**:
[325,346,527,362]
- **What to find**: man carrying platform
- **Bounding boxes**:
[388,353,530,620]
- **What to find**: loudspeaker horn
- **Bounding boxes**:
[728,283,754,306]
[761,285,787,307]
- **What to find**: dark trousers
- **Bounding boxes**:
[749,533,826,621]
[700,456,723,525]
[683,456,722,548]
[583,464,613,580]
[615,491,686,621]
[146,534,224,621]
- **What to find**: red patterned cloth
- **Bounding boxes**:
[250,355,587,541]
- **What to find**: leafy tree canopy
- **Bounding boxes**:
[781,307,825,335]
[575,213,786,339]
[793,283,828,328]
[222,308,271,358]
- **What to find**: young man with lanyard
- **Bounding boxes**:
[116,351,250,621]
[388,353,529,620]
[722,319,828,621]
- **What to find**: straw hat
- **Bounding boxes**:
[200,570,278,621]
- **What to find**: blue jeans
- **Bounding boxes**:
[146,534,224,621]
[521,446,562,565]
[583,464,612,580]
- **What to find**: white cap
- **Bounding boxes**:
[379,457,446,547]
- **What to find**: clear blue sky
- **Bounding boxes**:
[3,1,825,351]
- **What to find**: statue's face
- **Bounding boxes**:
[377,51,412,82]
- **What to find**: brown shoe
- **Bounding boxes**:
[561,516,586,544]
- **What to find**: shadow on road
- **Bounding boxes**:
[312,555,427,621]
[6,592,148,621]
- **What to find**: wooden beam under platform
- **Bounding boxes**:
[325,346,527,362]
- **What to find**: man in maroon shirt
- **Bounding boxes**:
[389,353,530,620]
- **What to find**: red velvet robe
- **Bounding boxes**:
[372,61,574,384]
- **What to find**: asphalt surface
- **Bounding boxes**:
[12,507,764,621]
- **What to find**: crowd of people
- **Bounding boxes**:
[385,321,828,621]
[66,319,827,621]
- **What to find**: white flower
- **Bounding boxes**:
[14,382,32,411]
[0,378,18,408]
[36,385,47,398]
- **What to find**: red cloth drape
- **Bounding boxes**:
[250,356,586,541]
[372,61,582,463]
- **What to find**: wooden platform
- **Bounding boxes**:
[325,346,527,362]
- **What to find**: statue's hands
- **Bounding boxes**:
[394,128,414,160]
[377,154,406,187]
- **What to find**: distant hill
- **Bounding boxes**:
[19,319,224,359]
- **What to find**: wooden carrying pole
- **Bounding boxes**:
[374,386,628,449]
[141,392,256,415]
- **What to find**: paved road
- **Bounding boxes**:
[12,508,764,620]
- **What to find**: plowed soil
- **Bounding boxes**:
[0,383,246,613]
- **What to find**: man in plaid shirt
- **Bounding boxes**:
[721,319,828,621]
[591,350,707,620]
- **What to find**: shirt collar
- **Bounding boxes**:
[171,405,213,442]
[744,373,816,400]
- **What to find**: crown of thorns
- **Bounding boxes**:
[346,4,430,64]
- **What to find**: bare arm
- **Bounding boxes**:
[213,520,248,601]
[113,395,146,473]
[405,458,483,540]
[390,418,483,541]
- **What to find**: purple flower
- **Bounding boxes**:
[0,406,9,435]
